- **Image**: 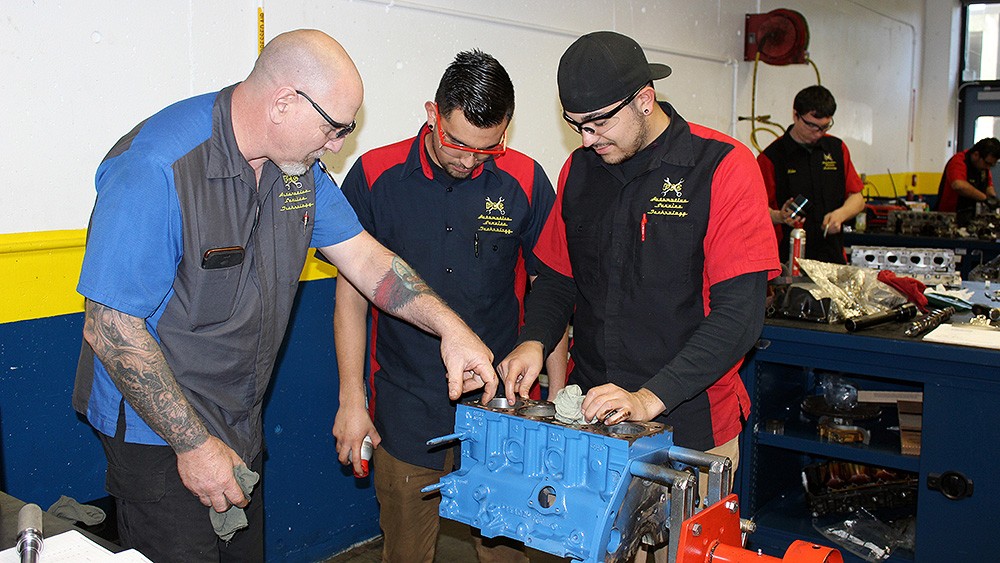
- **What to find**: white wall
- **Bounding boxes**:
[1,0,945,235]
[917,0,963,170]
[745,1,920,180]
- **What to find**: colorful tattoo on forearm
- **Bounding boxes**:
[372,257,438,314]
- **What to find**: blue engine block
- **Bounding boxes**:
[424,400,730,562]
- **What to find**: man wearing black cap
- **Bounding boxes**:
[499,31,779,557]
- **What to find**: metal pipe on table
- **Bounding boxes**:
[904,307,955,337]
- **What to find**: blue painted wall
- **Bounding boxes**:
[0,313,105,503]
[263,278,380,561]
[0,277,380,561]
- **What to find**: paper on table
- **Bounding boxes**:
[113,549,154,561]
[922,323,1000,350]
[0,529,151,562]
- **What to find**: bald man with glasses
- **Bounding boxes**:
[757,84,866,266]
[74,30,498,562]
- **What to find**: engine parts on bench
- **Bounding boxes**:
[886,210,955,237]
[850,246,960,286]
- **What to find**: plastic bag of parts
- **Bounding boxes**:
[814,508,903,562]
[818,374,857,411]
[794,259,908,322]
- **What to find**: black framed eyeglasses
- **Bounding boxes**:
[798,114,834,133]
[296,90,357,140]
[562,85,645,136]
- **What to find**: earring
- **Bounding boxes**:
[643,108,650,115]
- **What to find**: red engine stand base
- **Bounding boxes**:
[675,493,843,563]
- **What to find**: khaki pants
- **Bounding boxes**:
[372,446,529,563]
[635,436,741,563]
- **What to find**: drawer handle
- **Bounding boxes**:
[927,471,974,500]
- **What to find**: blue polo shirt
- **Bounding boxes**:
[74,85,363,462]
[340,125,555,469]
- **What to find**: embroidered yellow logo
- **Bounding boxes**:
[279,174,314,212]
[485,196,506,216]
[822,153,838,171]
[478,196,513,234]
[647,177,689,218]
[661,177,685,198]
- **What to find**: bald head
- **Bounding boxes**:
[247,29,362,105]
[231,30,363,175]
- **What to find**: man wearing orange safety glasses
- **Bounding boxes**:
[332,50,567,563]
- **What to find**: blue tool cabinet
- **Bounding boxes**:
[736,319,999,562]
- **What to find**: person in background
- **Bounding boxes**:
[935,136,1000,226]
[497,30,780,562]
[332,49,565,563]
[73,29,497,562]
[757,85,865,265]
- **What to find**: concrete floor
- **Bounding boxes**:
[323,519,574,562]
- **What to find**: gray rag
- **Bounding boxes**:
[47,495,106,526]
[210,465,260,541]
[553,385,590,424]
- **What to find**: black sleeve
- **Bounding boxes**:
[517,261,576,357]
[642,271,767,414]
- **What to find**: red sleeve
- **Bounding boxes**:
[756,151,783,245]
[705,143,782,287]
[841,143,864,195]
[945,152,969,188]
[938,153,968,212]
[756,152,779,209]
[532,155,574,277]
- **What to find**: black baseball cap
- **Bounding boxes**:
[558,31,672,114]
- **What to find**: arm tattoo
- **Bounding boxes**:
[371,256,439,314]
[83,300,208,453]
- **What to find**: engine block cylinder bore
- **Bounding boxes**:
[517,402,557,418]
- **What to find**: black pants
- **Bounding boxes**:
[99,420,264,563]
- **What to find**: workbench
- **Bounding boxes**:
[736,312,1000,562]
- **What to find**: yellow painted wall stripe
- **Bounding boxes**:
[1,230,86,324]
[0,230,338,325]
[0,168,945,324]
[865,172,940,198]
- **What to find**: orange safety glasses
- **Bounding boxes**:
[434,107,507,157]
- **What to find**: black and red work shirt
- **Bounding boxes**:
[525,102,780,451]
[757,129,864,264]
[936,150,993,225]
[339,125,555,469]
